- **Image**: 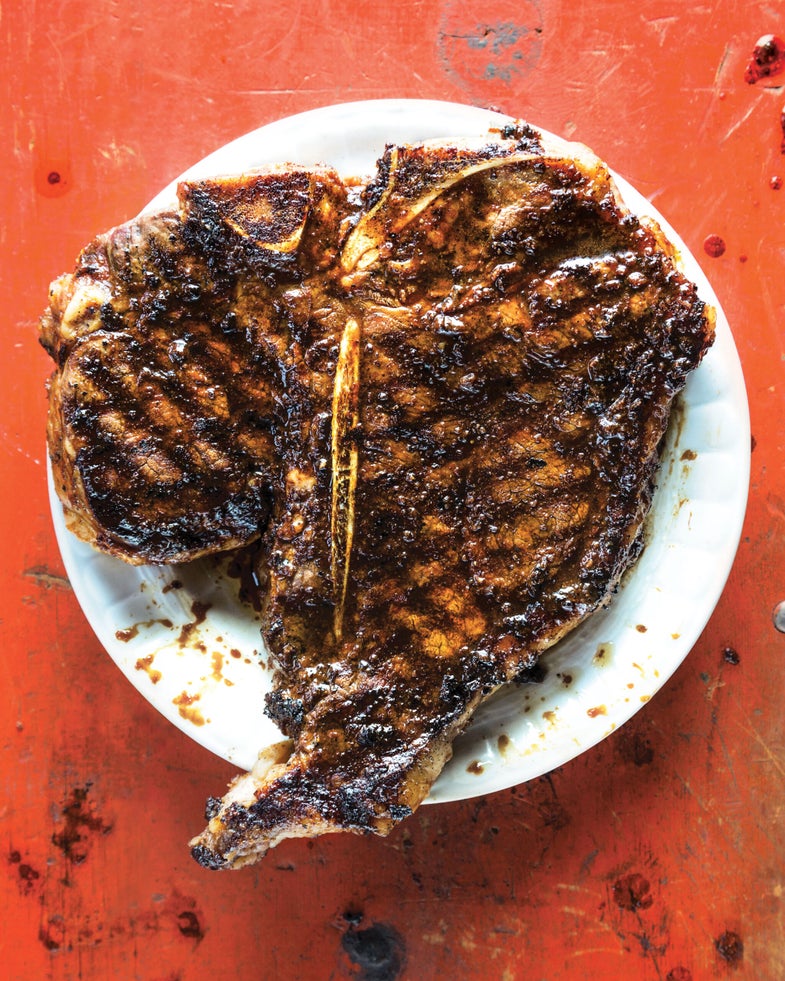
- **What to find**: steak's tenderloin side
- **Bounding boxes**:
[41,127,715,868]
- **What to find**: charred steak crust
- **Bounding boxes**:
[40,128,715,868]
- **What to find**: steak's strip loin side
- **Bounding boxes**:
[40,127,715,869]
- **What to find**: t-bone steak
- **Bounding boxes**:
[40,125,715,868]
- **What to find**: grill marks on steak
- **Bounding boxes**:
[41,168,353,562]
[41,132,715,868]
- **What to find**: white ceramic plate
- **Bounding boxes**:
[50,100,750,803]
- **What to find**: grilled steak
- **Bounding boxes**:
[41,127,715,868]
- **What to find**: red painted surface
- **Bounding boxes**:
[1,1,783,978]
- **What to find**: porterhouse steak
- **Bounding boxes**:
[41,126,715,868]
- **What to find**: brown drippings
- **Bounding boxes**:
[680,448,697,461]
[635,624,648,633]
[466,760,484,774]
[587,705,607,718]
[497,733,511,754]
[211,651,233,685]
[135,654,162,684]
[116,617,174,642]
[173,690,207,726]
[177,600,211,646]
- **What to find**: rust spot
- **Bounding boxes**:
[7,849,42,896]
[715,930,744,964]
[341,921,406,981]
[617,730,655,767]
[613,872,653,912]
[744,34,785,84]
[36,164,71,198]
[39,916,66,950]
[438,0,544,98]
[176,910,204,941]
[22,566,72,590]
[51,785,112,866]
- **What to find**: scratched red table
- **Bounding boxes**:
[2,2,784,979]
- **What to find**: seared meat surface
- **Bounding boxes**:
[41,128,715,868]
[41,168,352,562]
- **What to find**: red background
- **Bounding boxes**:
[2,1,783,978]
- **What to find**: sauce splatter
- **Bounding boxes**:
[467,759,485,774]
[703,234,726,258]
[587,705,607,718]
